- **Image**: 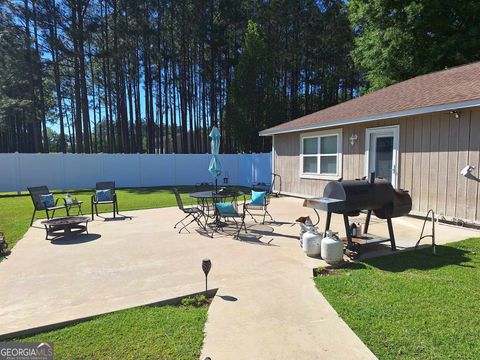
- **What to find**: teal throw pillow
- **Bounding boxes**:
[215,203,237,216]
[40,193,55,208]
[251,191,266,206]
[96,189,112,202]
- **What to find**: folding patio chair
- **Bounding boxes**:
[91,181,119,220]
[28,186,69,226]
[173,188,205,233]
[244,190,274,224]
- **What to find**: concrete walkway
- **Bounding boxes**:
[0,197,477,359]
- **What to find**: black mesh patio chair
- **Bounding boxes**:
[28,186,69,226]
[174,188,204,233]
[214,193,247,239]
[91,181,119,220]
[244,194,274,224]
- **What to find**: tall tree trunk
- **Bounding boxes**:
[23,0,42,152]
[143,2,154,153]
[78,2,91,153]
[127,59,136,152]
[102,52,110,152]
[163,60,169,153]
[171,65,178,153]
[156,5,164,154]
[134,44,142,152]
[89,43,97,152]
[32,0,48,152]
[50,0,66,153]
[112,0,123,152]
[103,0,115,152]
[98,87,103,152]
[72,4,83,152]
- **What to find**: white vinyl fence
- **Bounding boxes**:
[0,153,272,193]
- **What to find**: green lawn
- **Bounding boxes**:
[0,186,247,251]
[16,304,208,360]
[315,238,480,360]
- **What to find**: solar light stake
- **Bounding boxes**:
[202,259,212,293]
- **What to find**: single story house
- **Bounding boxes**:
[260,61,480,224]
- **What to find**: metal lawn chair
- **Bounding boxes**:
[214,192,247,239]
[28,186,69,226]
[244,192,274,224]
[91,181,119,220]
[174,188,205,233]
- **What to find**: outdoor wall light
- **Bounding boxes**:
[450,110,460,119]
[202,258,212,293]
[349,133,358,145]
[461,165,475,177]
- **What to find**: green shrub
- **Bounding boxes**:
[181,294,208,307]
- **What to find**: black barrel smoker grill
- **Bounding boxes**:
[304,173,412,251]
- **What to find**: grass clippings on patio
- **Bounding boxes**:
[16,304,208,360]
[0,186,247,251]
[315,238,480,360]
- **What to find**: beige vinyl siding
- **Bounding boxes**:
[273,107,480,223]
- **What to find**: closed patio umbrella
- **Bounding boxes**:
[208,126,222,192]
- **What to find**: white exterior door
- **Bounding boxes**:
[365,125,399,187]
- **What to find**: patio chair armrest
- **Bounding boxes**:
[91,194,97,203]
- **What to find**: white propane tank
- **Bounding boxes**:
[302,229,322,257]
[321,230,344,264]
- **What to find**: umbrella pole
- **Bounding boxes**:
[215,178,218,194]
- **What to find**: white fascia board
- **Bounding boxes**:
[259,98,480,136]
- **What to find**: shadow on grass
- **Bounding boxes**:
[361,245,473,272]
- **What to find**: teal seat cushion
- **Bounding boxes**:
[40,193,55,208]
[96,189,113,202]
[215,203,237,216]
[251,191,266,206]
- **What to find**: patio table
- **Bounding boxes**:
[190,190,231,201]
[41,216,90,240]
[190,190,243,229]
[190,190,244,206]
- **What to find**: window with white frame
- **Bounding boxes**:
[300,129,342,178]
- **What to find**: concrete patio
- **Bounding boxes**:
[0,196,478,359]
